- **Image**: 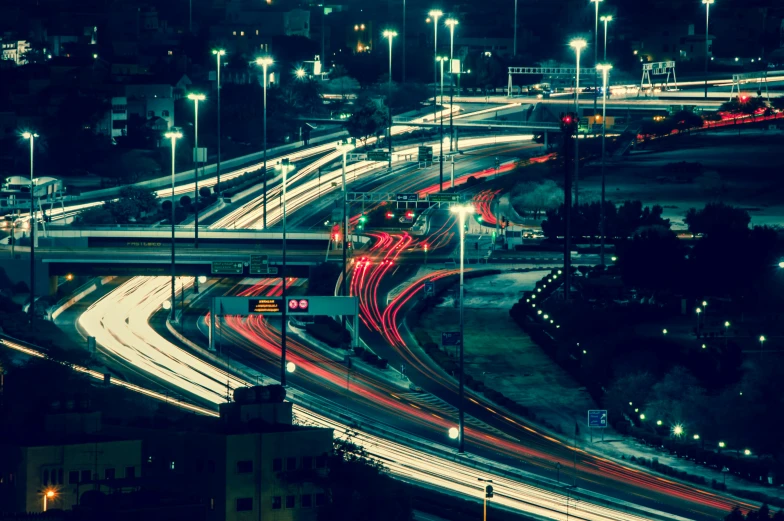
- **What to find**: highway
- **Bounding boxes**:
[53,105,756,520]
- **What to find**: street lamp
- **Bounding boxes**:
[286,361,296,373]
[429,10,443,123]
[759,335,766,359]
[383,30,397,172]
[513,0,518,56]
[165,128,182,322]
[295,67,306,79]
[597,63,612,266]
[437,56,448,192]
[590,0,602,114]
[696,307,702,331]
[21,131,38,331]
[570,38,586,207]
[672,424,684,437]
[744,448,752,456]
[256,56,274,229]
[600,15,612,61]
[478,478,494,521]
[445,18,458,152]
[279,157,294,386]
[338,139,355,343]
[448,426,459,439]
[186,93,205,252]
[43,489,56,512]
[450,203,474,454]
[212,49,225,195]
[719,441,726,448]
[703,0,715,98]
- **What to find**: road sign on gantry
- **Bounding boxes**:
[211,261,244,275]
[424,281,435,297]
[588,409,608,428]
[428,193,461,203]
[250,254,278,275]
[396,193,419,202]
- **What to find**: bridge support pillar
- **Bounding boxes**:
[544,130,549,148]
[48,276,58,296]
[352,313,359,349]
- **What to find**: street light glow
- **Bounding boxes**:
[428,9,443,19]
[286,361,297,373]
[744,449,751,456]
[600,15,613,22]
[672,424,684,437]
[596,63,613,72]
[450,204,475,215]
[639,413,645,420]
[256,56,274,67]
[448,426,459,439]
[212,49,226,56]
[719,441,726,448]
[693,434,700,440]
[383,29,398,39]
[445,18,459,28]
[295,67,306,78]
[198,276,207,284]
[22,131,39,139]
[569,38,587,51]
[187,92,206,101]
[164,130,183,139]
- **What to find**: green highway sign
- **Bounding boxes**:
[367,151,390,161]
[250,254,278,275]
[211,261,244,275]
[428,193,461,203]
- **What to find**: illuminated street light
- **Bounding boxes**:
[744,449,751,456]
[597,62,612,265]
[570,38,587,206]
[448,426,459,439]
[286,361,297,373]
[212,49,226,195]
[672,424,684,437]
[656,420,662,425]
[164,128,182,322]
[639,413,646,420]
[383,30,397,171]
[198,275,207,284]
[693,434,700,440]
[43,489,56,512]
[719,441,726,448]
[186,92,206,257]
[295,67,306,79]
[702,0,715,98]
[599,15,612,61]
[21,131,39,332]
[256,56,274,228]
[662,329,668,335]
[450,204,475,454]
[445,18,458,152]
[162,300,172,310]
[429,9,443,128]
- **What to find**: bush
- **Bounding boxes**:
[161,200,173,213]
[180,195,192,207]
[199,186,211,198]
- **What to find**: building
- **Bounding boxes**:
[0,385,333,521]
[124,83,175,131]
[96,96,128,139]
[0,39,30,65]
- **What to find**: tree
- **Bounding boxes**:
[118,186,158,215]
[316,439,412,521]
[510,180,561,219]
[643,366,707,430]
[604,372,656,423]
[670,110,704,134]
[684,203,750,238]
[345,100,387,148]
[772,97,784,112]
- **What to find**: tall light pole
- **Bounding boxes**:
[212,49,225,195]
[187,93,205,251]
[22,131,37,331]
[402,0,407,83]
[703,0,714,99]
[450,203,474,454]
[165,128,182,321]
[590,0,603,115]
[597,64,612,266]
[256,57,273,229]
[383,30,397,172]
[338,139,354,343]
[437,56,447,191]
[600,15,612,61]
[570,39,586,207]
[429,10,443,123]
[446,18,458,152]
[280,159,291,387]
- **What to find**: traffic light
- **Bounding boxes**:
[359,215,367,224]
[386,211,395,219]
[406,210,414,219]
[560,112,578,136]
[423,243,429,253]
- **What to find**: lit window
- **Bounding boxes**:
[256,30,259,35]
[240,31,245,36]
[168,50,173,56]
[233,31,237,36]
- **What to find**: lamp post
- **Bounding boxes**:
[597,63,612,265]
[256,56,273,229]
[165,129,183,322]
[724,320,730,347]
[186,93,205,251]
[43,490,55,512]
[759,335,766,359]
[450,203,474,454]
[570,39,586,207]
[590,0,602,115]
[212,49,225,195]
[437,56,447,192]
[696,307,702,332]
[429,10,443,123]
[600,15,612,61]
[703,0,714,99]
[446,18,458,152]
[478,478,494,521]
[383,30,397,172]
[338,139,355,345]
[280,159,292,387]
[22,131,37,331]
